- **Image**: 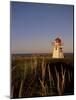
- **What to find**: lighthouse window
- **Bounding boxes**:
[55,46,57,50]
[60,48,62,52]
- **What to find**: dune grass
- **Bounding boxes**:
[11,54,74,98]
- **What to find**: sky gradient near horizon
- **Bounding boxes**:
[11,2,74,54]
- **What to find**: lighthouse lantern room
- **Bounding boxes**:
[52,37,64,58]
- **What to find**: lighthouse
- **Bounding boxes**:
[52,37,64,58]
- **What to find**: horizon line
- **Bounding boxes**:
[11,52,74,54]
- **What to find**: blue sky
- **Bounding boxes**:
[11,2,74,53]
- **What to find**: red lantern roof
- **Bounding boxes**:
[55,37,61,43]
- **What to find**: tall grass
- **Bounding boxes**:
[11,56,74,98]
[48,64,55,95]
[19,79,24,97]
[41,57,45,84]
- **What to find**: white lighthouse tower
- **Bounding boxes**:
[52,37,64,58]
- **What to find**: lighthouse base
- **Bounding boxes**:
[52,48,64,59]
